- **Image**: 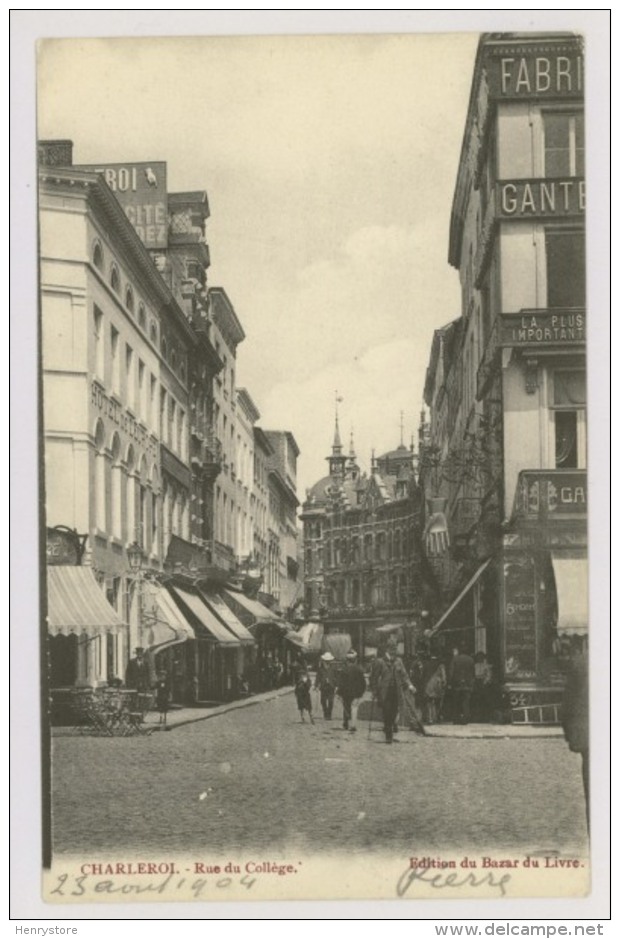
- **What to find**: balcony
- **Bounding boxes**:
[476,317,501,400]
[189,432,223,481]
[512,469,587,524]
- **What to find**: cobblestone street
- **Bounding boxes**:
[51,692,588,861]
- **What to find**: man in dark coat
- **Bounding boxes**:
[336,650,366,732]
[315,651,337,720]
[448,647,476,724]
[125,647,150,692]
[376,639,417,743]
[561,645,589,829]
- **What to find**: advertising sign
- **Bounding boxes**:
[484,41,584,100]
[79,161,168,249]
[503,555,537,680]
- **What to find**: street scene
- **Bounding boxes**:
[51,692,588,860]
[34,26,592,903]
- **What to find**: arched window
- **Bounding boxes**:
[125,287,134,313]
[94,420,106,531]
[150,468,160,557]
[110,433,122,540]
[162,338,168,361]
[149,321,157,343]
[139,456,149,551]
[171,348,177,370]
[110,264,120,293]
[138,304,146,330]
[93,241,104,271]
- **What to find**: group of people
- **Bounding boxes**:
[126,647,172,725]
[293,638,426,743]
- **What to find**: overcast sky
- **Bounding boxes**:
[37,31,480,497]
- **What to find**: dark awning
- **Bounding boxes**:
[430,558,492,636]
[47,566,123,637]
[199,591,255,646]
[222,589,280,626]
[171,586,240,646]
[141,585,195,652]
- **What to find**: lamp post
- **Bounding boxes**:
[127,541,144,650]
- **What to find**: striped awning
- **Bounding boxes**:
[551,553,589,636]
[171,586,240,647]
[140,586,195,652]
[222,589,278,625]
[199,591,255,646]
[46,566,123,637]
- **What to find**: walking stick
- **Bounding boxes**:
[367,695,375,739]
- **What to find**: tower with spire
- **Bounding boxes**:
[326,392,347,480]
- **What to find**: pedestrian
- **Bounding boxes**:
[376,638,422,743]
[336,649,366,732]
[315,651,336,720]
[125,647,150,692]
[154,669,171,727]
[473,651,493,722]
[294,668,314,724]
[448,646,476,724]
[423,655,447,724]
[561,641,589,831]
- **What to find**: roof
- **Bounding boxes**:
[208,286,246,347]
[377,444,412,463]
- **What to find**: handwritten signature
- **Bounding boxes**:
[397,865,512,898]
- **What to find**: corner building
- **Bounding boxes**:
[422,33,587,720]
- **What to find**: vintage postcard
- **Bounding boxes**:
[16,11,609,914]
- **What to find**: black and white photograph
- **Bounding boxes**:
[10,10,610,917]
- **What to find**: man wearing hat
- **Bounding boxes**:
[336,648,367,732]
[376,638,419,743]
[125,647,150,692]
[315,651,337,720]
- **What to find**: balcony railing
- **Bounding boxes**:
[512,469,587,523]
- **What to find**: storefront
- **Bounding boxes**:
[168,585,240,702]
[221,589,297,690]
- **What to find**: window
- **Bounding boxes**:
[150,375,157,427]
[125,345,135,410]
[110,264,120,293]
[160,389,168,444]
[550,370,586,469]
[93,242,104,271]
[110,434,122,540]
[110,326,120,395]
[149,321,157,343]
[94,420,106,531]
[138,304,146,330]
[545,230,585,308]
[543,112,584,177]
[125,287,134,313]
[93,306,104,379]
[138,361,146,421]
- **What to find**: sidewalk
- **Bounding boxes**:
[146,688,562,737]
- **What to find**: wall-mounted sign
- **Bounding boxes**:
[78,161,168,249]
[497,178,585,219]
[514,471,587,521]
[501,310,585,347]
[90,381,158,459]
[484,43,583,100]
[46,526,86,566]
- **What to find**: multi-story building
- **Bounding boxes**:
[235,388,260,564]
[263,431,301,617]
[421,33,586,719]
[301,416,425,660]
[39,142,198,685]
[210,287,246,572]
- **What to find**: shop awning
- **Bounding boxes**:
[199,591,255,646]
[551,553,589,636]
[222,589,280,626]
[376,622,405,635]
[430,558,492,636]
[294,621,324,651]
[171,586,240,647]
[140,586,195,653]
[47,566,123,637]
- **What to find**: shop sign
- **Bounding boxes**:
[503,556,537,680]
[514,471,587,521]
[46,526,85,566]
[497,179,585,219]
[484,45,583,99]
[78,161,168,249]
[91,381,158,459]
[501,311,585,347]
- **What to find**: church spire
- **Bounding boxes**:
[327,391,346,478]
[332,390,343,455]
